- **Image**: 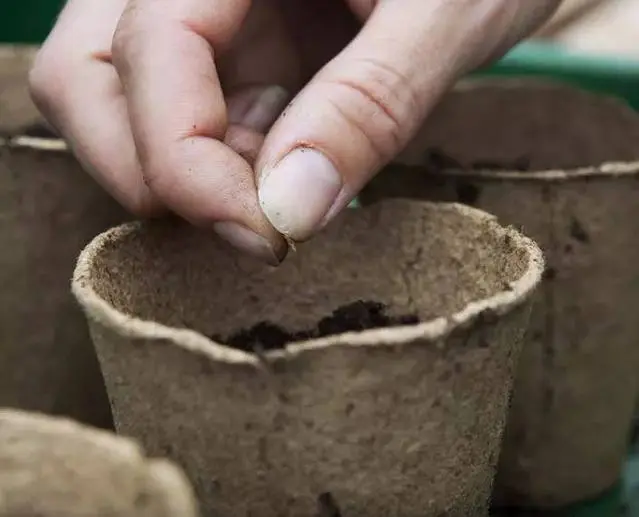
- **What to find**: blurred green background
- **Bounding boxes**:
[0,0,63,45]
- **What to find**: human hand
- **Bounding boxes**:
[30,0,560,264]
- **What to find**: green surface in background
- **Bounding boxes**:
[475,42,639,111]
[491,483,624,517]
[624,438,639,516]
[0,0,63,44]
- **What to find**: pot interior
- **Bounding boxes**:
[400,80,639,171]
[87,201,530,348]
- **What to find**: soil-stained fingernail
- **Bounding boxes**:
[258,148,343,242]
[213,222,286,266]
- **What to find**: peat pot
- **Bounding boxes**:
[0,44,127,427]
[0,135,128,429]
[360,79,639,509]
[0,408,199,517]
[72,199,544,517]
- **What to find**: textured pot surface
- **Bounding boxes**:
[0,139,128,429]
[0,45,41,133]
[361,79,639,508]
[0,408,199,517]
[73,199,543,517]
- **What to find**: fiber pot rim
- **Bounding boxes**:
[72,201,544,366]
[397,77,639,181]
[0,135,68,152]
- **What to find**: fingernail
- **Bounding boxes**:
[228,86,289,133]
[213,222,285,266]
[258,148,343,241]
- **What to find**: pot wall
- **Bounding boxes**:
[0,140,128,428]
[0,45,41,133]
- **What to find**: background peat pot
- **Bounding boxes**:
[359,79,639,510]
[0,45,129,428]
[0,137,128,428]
[0,408,199,517]
[0,46,41,133]
[72,199,544,517]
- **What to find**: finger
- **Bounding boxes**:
[256,0,560,241]
[221,4,298,175]
[29,0,162,216]
[225,85,289,166]
[478,1,562,64]
[227,85,291,134]
[112,0,287,264]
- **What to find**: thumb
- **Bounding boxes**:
[255,0,553,242]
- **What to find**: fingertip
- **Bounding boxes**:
[258,147,343,242]
[136,135,287,263]
[214,221,288,265]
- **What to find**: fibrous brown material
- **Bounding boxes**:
[0,45,128,428]
[0,45,42,133]
[0,137,128,429]
[73,199,543,517]
[0,408,199,517]
[360,79,639,509]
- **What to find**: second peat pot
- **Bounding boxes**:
[361,78,639,510]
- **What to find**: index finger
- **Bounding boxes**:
[112,0,287,263]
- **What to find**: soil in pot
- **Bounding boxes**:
[215,300,419,352]
[72,199,544,517]
[360,78,639,510]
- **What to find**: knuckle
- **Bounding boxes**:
[323,58,421,162]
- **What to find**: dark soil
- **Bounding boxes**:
[423,147,532,172]
[214,300,419,353]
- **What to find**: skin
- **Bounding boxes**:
[30,0,561,265]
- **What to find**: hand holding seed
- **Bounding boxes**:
[29,0,560,264]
